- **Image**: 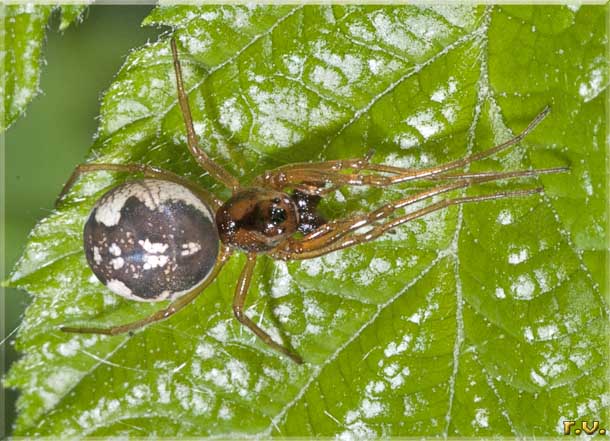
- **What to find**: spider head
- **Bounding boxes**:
[216,188,299,252]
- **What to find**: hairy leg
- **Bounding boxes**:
[170,38,240,192]
[257,107,551,193]
[232,253,303,364]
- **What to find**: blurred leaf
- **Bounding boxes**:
[2,4,89,132]
[5,5,608,437]
[59,4,88,32]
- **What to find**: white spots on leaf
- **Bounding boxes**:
[218,404,233,420]
[354,257,392,286]
[382,361,411,389]
[106,99,150,134]
[495,287,506,299]
[384,334,412,357]
[271,261,292,298]
[497,209,513,225]
[533,268,551,293]
[76,397,122,430]
[340,376,391,439]
[431,77,458,103]
[248,84,343,148]
[348,22,374,42]
[303,296,324,320]
[174,383,211,415]
[393,132,419,150]
[510,274,535,300]
[281,54,304,77]
[179,33,211,56]
[405,109,444,140]
[473,408,489,428]
[569,351,588,368]
[208,321,229,342]
[300,250,356,282]
[203,360,250,397]
[338,420,376,441]
[365,380,386,395]
[523,326,534,342]
[195,341,216,360]
[219,96,246,133]
[536,324,559,340]
[126,384,151,406]
[46,368,81,396]
[313,41,363,84]
[539,353,567,378]
[301,259,322,277]
[57,339,81,357]
[424,5,479,29]
[530,369,547,387]
[508,248,528,265]
[578,57,607,102]
[406,297,439,324]
[310,66,342,90]
[581,170,593,196]
[274,304,293,324]
[157,377,171,404]
[370,12,418,54]
[305,323,322,335]
[361,399,384,418]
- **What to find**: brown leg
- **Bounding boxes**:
[56,163,224,210]
[61,247,232,335]
[256,107,551,192]
[273,167,565,255]
[233,253,303,364]
[273,187,543,261]
[170,39,240,193]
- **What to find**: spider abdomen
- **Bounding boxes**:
[84,179,219,302]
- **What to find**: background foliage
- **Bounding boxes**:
[4,4,609,437]
[2,5,160,435]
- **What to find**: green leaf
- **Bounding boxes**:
[1,4,88,132]
[5,5,608,437]
[59,4,88,32]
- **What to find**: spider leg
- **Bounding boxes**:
[170,39,240,193]
[256,107,551,192]
[273,187,543,261]
[273,167,564,255]
[56,163,224,210]
[61,247,232,335]
[233,253,303,364]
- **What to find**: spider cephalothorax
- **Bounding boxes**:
[216,188,299,252]
[57,37,567,365]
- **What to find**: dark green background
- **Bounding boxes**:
[3,6,160,435]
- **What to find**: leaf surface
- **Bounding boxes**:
[2,4,88,132]
[6,5,608,437]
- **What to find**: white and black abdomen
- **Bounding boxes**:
[84,179,219,302]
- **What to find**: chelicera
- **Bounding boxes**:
[58,38,566,364]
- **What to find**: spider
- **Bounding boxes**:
[58,38,566,364]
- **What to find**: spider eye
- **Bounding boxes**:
[270,206,287,224]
